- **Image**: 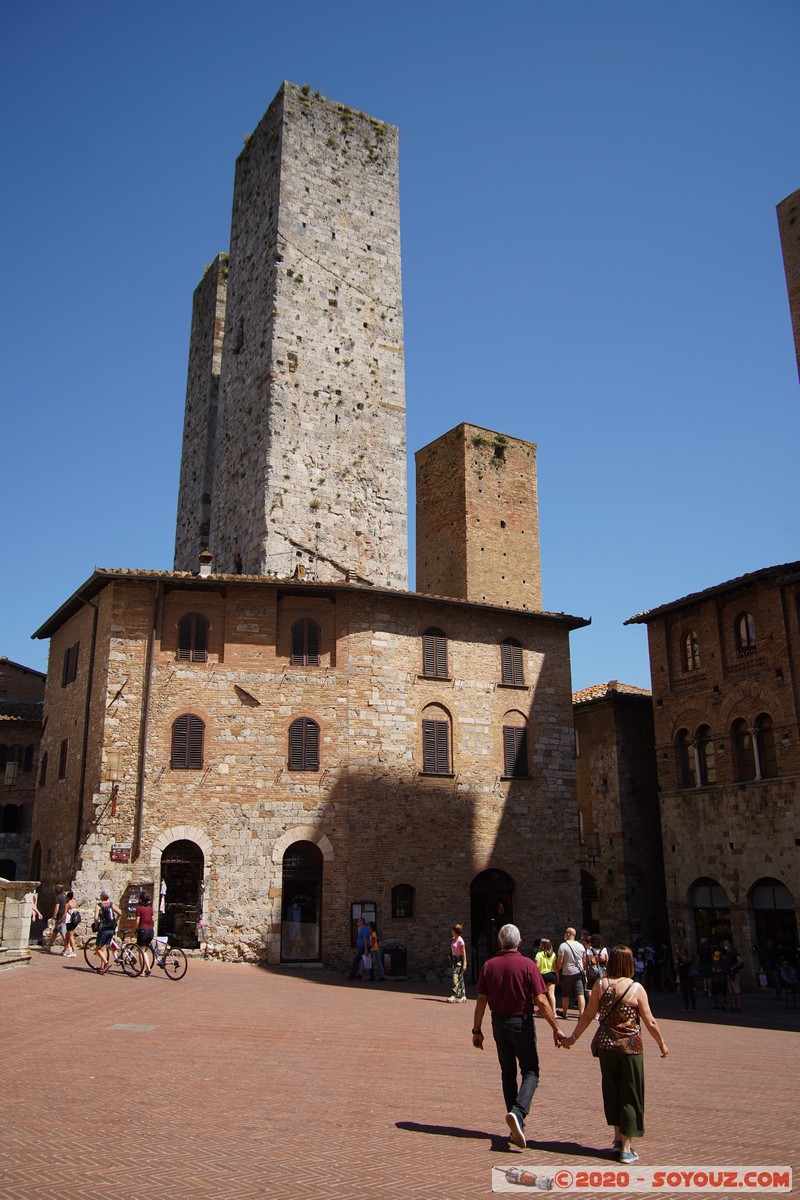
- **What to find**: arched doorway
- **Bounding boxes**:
[470,868,514,981]
[750,878,797,965]
[158,839,204,949]
[281,840,323,962]
[688,877,731,949]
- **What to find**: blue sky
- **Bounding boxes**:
[2,2,798,690]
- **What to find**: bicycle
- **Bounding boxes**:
[140,935,188,980]
[83,931,144,977]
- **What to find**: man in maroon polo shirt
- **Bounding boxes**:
[472,923,566,1149]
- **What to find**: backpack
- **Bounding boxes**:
[68,909,81,929]
[586,949,606,986]
[98,902,116,930]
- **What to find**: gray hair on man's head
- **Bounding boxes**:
[498,923,521,949]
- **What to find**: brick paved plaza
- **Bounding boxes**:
[2,951,798,1199]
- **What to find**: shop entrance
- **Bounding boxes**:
[470,868,514,982]
[281,840,322,962]
[158,839,204,949]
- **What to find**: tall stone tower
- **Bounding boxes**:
[415,423,542,610]
[174,82,408,586]
[777,189,800,386]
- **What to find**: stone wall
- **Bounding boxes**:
[416,423,542,610]
[199,82,408,586]
[174,255,228,572]
[633,566,800,982]
[32,572,582,973]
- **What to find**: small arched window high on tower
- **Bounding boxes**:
[683,631,700,672]
[177,613,209,663]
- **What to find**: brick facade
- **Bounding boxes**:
[416,423,542,610]
[31,571,586,973]
[627,563,800,983]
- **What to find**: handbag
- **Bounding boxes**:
[362,953,372,971]
[590,982,634,1057]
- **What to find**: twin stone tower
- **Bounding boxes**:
[174,81,543,613]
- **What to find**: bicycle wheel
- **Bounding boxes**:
[83,936,102,971]
[161,946,188,980]
[120,944,144,978]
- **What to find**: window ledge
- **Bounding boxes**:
[417,771,455,779]
[417,674,453,683]
[500,775,532,782]
[497,682,529,691]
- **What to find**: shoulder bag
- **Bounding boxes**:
[590,982,634,1057]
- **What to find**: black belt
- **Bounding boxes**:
[493,1012,532,1019]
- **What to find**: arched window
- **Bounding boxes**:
[391,884,415,919]
[734,612,756,659]
[171,714,205,770]
[288,718,320,771]
[291,618,321,666]
[421,705,451,774]
[502,714,529,777]
[422,628,448,679]
[500,638,524,685]
[754,713,778,779]
[683,631,700,672]
[731,718,755,781]
[675,729,696,788]
[177,613,209,662]
[696,725,716,786]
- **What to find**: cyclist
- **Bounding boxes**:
[94,890,121,975]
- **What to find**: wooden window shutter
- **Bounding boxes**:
[178,614,208,662]
[501,640,524,685]
[187,714,205,768]
[291,619,321,666]
[422,718,449,773]
[58,739,68,779]
[503,726,528,777]
[23,744,34,772]
[39,751,48,787]
[423,629,447,678]
[171,715,188,767]
[288,718,320,770]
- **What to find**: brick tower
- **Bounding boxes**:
[415,423,542,610]
[777,189,800,386]
[174,82,408,586]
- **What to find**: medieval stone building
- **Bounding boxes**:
[29,83,588,972]
[626,562,800,983]
[572,681,665,948]
[0,657,45,882]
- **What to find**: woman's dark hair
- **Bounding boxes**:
[66,890,74,901]
[607,945,635,979]
[590,933,604,950]
[451,922,463,936]
[538,937,552,953]
[139,892,151,905]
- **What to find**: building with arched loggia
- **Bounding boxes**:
[626,562,800,985]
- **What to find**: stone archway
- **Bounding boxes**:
[150,826,213,950]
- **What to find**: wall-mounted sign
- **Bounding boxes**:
[111,844,132,863]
